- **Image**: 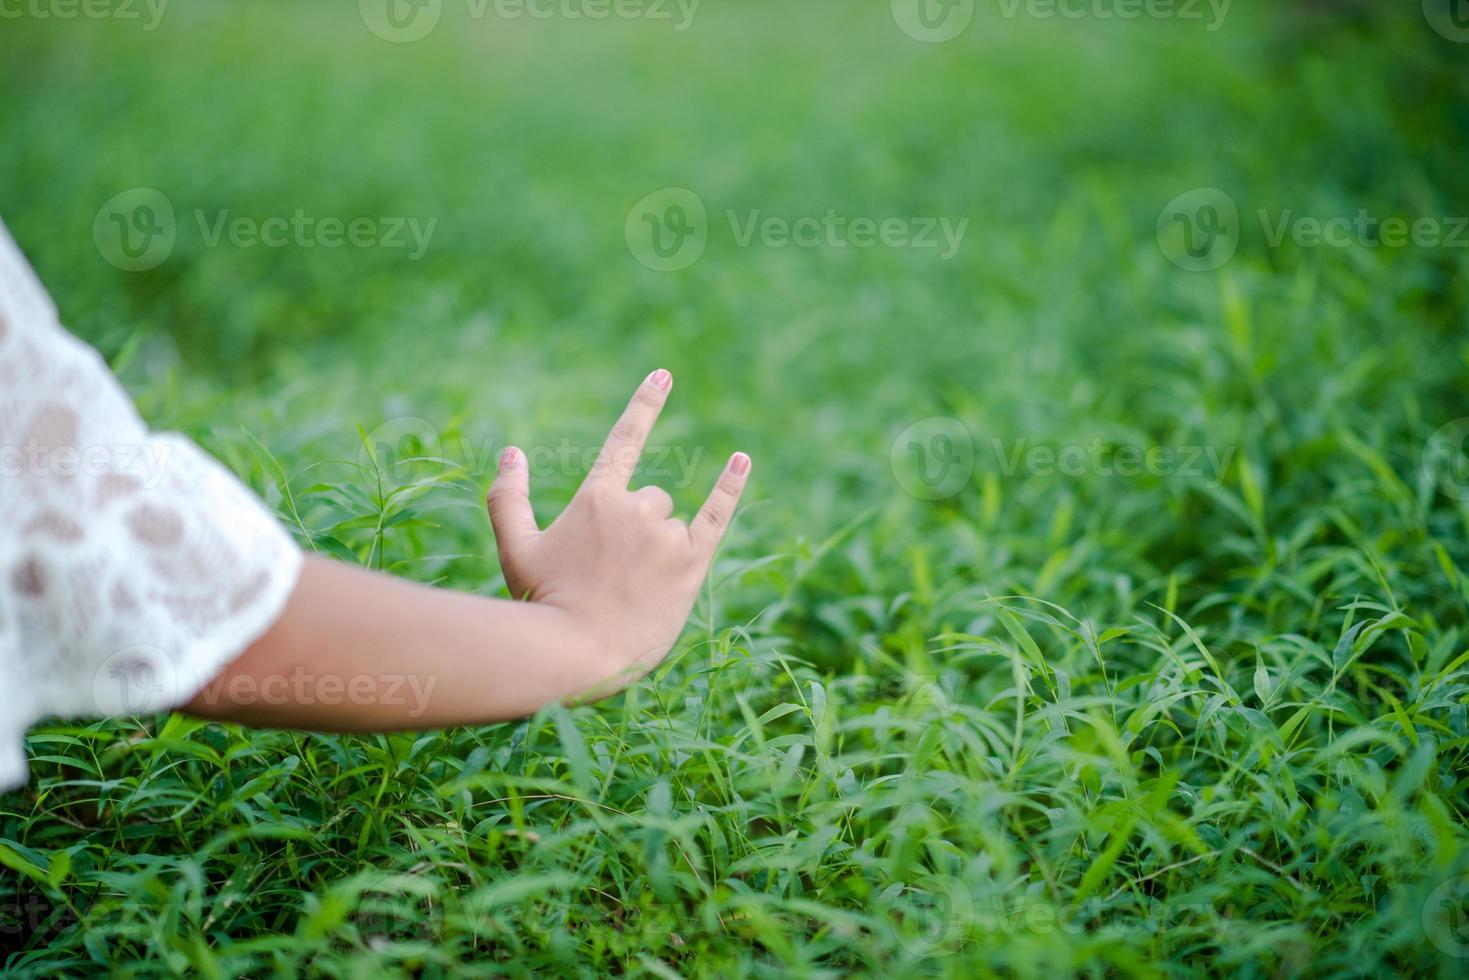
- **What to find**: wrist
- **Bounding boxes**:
[539,600,664,703]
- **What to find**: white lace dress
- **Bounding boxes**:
[0,220,302,790]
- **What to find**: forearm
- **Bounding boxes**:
[183,556,611,731]
[182,369,749,733]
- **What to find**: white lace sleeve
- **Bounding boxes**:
[0,220,303,790]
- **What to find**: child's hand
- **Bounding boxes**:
[485,369,750,690]
[190,369,747,731]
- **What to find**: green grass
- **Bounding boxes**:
[3,1,1469,975]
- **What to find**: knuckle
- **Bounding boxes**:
[609,420,642,444]
[632,387,663,409]
[697,506,726,531]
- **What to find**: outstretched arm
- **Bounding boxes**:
[184,369,750,731]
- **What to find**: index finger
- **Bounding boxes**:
[588,369,673,487]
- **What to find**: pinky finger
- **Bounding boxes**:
[690,452,751,555]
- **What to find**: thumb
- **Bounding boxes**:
[486,446,539,553]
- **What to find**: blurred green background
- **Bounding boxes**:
[2,1,1464,558]
[4,1,1469,975]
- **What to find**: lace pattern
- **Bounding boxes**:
[0,220,302,789]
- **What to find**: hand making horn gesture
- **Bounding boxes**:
[486,369,752,692]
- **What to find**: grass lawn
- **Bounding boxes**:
[3,1,1469,975]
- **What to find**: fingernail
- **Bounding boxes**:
[648,368,672,390]
[729,452,750,476]
[500,446,522,469]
